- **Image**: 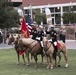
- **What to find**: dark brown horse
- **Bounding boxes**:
[42,37,68,69]
[7,34,28,65]
[17,38,44,68]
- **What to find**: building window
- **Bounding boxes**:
[72,6,76,11]
[55,14,61,24]
[50,8,54,12]
[55,7,60,12]
[63,6,69,12]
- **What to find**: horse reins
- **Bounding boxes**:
[43,41,51,51]
[29,42,38,50]
[20,40,37,51]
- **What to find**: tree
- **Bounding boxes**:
[62,12,76,24]
[0,0,20,29]
[33,9,46,25]
[0,0,20,43]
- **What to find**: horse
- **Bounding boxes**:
[17,37,44,68]
[42,37,68,69]
[7,34,29,65]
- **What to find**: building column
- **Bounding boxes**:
[29,4,33,20]
[54,7,56,25]
[61,6,63,25]
[40,8,43,25]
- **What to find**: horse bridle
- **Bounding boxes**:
[43,41,51,51]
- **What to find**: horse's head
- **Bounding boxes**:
[42,37,48,50]
[7,34,14,45]
[8,34,20,45]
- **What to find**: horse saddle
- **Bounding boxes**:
[49,41,61,49]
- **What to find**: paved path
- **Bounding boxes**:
[66,40,76,50]
[0,43,14,50]
[0,40,76,50]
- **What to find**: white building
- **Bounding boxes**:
[22,0,76,25]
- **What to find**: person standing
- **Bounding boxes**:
[74,25,76,40]
[0,29,3,44]
[60,26,66,43]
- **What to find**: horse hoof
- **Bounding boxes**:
[26,64,30,66]
[47,67,49,69]
[35,66,37,68]
[50,67,53,69]
[23,63,26,65]
[65,64,68,68]
[58,65,61,67]
[16,62,19,65]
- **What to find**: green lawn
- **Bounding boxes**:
[0,49,76,75]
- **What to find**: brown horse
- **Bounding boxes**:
[7,34,28,65]
[42,37,68,69]
[17,38,44,68]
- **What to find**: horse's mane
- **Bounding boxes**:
[43,37,53,47]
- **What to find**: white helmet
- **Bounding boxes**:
[50,25,55,28]
[31,23,35,26]
[39,25,43,28]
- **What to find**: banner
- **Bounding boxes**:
[45,7,52,25]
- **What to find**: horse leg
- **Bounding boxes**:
[41,54,44,64]
[16,50,20,65]
[63,52,68,68]
[22,54,26,65]
[47,54,53,69]
[26,51,30,66]
[45,55,49,64]
[33,54,37,68]
[58,52,61,67]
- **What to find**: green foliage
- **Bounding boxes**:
[35,13,47,25]
[33,9,46,25]
[63,12,76,24]
[35,13,42,25]
[0,0,20,28]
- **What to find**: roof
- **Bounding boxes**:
[22,0,76,7]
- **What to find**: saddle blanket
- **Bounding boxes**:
[57,42,61,49]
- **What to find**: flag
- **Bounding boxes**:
[45,7,52,25]
[19,47,28,55]
[25,23,32,34]
[21,18,30,38]
[20,18,32,55]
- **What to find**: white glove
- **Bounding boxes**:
[54,42,57,46]
[36,37,40,40]
[41,41,43,47]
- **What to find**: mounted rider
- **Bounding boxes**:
[46,25,58,58]
[36,25,44,48]
[30,24,37,40]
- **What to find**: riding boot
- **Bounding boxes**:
[54,46,58,56]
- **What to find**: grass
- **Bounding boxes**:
[0,49,76,75]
